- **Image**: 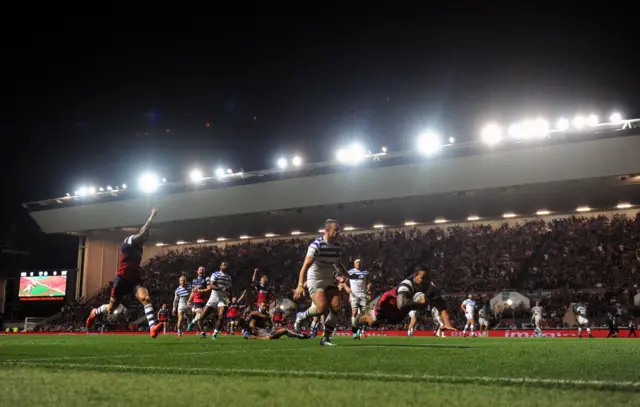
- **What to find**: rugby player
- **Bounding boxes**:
[173,276,191,337]
[347,259,370,339]
[196,262,232,339]
[244,300,310,340]
[357,264,455,335]
[461,294,476,337]
[158,304,169,333]
[293,219,347,346]
[530,301,543,337]
[226,290,246,335]
[574,303,593,338]
[407,310,418,337]
[629,320,637,338]
[86,207,164,338]
[478,306,489,337]
[252,268,273,306]
[187,267,210,338]
[431,306,446,337]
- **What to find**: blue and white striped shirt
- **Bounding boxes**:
[347,268,369,297]
[306,236,343,281]
[211,271,232,292]
[173,284,191,311]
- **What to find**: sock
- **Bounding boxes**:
[94,304,109,316]
[470,325,475,335]
[323,312,338,338]
[587,328,591,334]
[351,316,357,330]
[144,304,156,328]
[578,327,582,336]
[302,304,320,321]
[213,329,219,335]
[463,324,469,334]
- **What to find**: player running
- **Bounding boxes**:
[431,306,446,337]
[574,303,593,338]
[196,262,232,339]
[226,290,246,335]
[531,301,543,337]
[187,267,210,337]
[461,294,476,337]
[86,207,164,338]
[293,219,347,346]
[356,264,455,335]
[243,300,310,340]
[347,259,370,339]
[173,276,192,337]
[629,320,637,338]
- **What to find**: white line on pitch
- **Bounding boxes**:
[2,361,639,391]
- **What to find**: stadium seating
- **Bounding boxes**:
[48,213,640,332]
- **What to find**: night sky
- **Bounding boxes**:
[3,13,639,267]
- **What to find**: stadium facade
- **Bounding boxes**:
[24,131,640,299]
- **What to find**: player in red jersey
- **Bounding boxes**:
[158,304,169,333]
[226,290,246,335]
[252,268,273,306]
[356,264,455,337]
[86,207,164,338]
[243,301,310,340]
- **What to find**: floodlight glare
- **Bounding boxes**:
[481,123,503,145]
[417,131,442,155]
[138,172,159,193]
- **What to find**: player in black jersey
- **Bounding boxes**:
[606,312,618,338]
[243,301,310,340]
[158,304,170,334]
[629,320,637,338]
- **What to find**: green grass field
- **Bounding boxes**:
[1,334,638,406]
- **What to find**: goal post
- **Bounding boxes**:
[23,317,47,332]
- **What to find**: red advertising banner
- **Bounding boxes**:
[3,329,637,338]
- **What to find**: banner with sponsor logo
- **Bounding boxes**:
[3,329,637,338]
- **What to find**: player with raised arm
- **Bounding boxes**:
[198,262,232,340]
[187,267,210,338]
[461,294,476,337]
[244,300,310,340]
[252,268,273,307]
[293,219,347,346]
[347,259,369,339]
[173,276,191,337]
[86,207,164,338]
[357,264,456,335]
[226,290,246,335]
[574,303,593,338]
[531,301,543,337]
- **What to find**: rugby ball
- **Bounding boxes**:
[413,292,426,304]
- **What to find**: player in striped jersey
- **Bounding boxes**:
[173,276,191,337]
[293,219,348,346]
[574,303,593,338]
[347,259,370,339]
[187,267,210,337]
[461,294,476,337]
[530,301,543,337]
[199,262,233,339]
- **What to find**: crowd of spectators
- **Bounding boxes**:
[46,212,640,332]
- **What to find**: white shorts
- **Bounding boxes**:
[577,316,589,325]
[408,310,418,319]
[350,294,367,310]
[465,313,474,321]
[479,317,488,326]
[534,316,542,324]
[307,278,336,296]
[177,303,189,313]
[206,291,228,308]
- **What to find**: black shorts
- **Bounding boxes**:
[111,275,143,301]
[227,316,237,322]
